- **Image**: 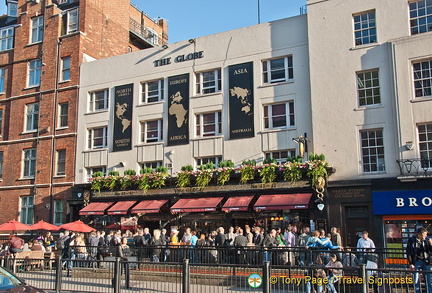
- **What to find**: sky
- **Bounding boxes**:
[0,0,306,43]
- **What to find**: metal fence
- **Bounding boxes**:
[3,246,426,293]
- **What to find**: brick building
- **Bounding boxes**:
[0,0,167,225]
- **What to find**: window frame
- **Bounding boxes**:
[86,166,106,181]
[31,16,44,44]
[195,111,222,137]
[418,123,432,169]
[196,156,223,169]
[413,59,432,98]
[140,161,163,171]
[410,0,432,35]
[61,56,71,82]
[0,27,14,52]
[265,150,296,165]
[20,196,34,225]
[357,69,381,107]
[87,126,108,149]
[7,1,18,17]
[58,102,68,128]
[360,129,385,173]
[0,151,3,179]
[140,119,163,143]
[56,149,66,176]
[28,59,42,87]
[262,56,293,84]
[195,68,222,95]
[25,102,39,132]
[0,108,3,136]
[141,79,164,103]
[353,10,377,46]
[263,101,295,130]
[64,8,79,35]
[53,199,64,225]
[23,148,37,178]
[88,89,109,112]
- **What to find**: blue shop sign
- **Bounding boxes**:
[373,190,432,215]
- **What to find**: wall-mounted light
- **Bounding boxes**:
[119,162,125,167]
[162,44,169,49]
[188,39,195,44]
[405,141,414,151]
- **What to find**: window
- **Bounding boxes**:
[89,89,109,112]
[141,79,164,103]
[25,102,39,132]
[20,196,34,225]
[53,199,64,225]
[147,28,159,46]
[354,11,377,46]
[0,68,4,93]
[265,150,296,165]
[263,56,293,84]
[196,112,222,137]
[360,129,385,173]
[23,148,36,178]
[86,166,106,180]
[31,16,44,44]
[196,69,221,94]
[0,27,14,51]
[56,149,66,176]
[61,57,70,81]
[410,0,432,35]
[196,156,222,169]
[413,60,432,98]
[7,1,17,17]
[28,59,42,87]
[140,161,162,171]
[418,123,432,168]
[0,152,3,179]
[88,126,108,149]
[58,102,68,128]
[263,102,295,129]
[141,119,163,143]
[357,70,381,106]
[63,8,79,35]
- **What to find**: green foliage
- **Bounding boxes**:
[140,167,153,174]
[260,163,277,183]
[282,161,304,183]
[196,169,213,188]
[219,160,234,168]
[123,169,136,176]
[199,162,215,171]
[176,171,192,188]
[155,166,168,174]
[108,170,119,176]
[263,157,277,164]
[309,153,326,161]
[217,167,234,186]
[93,171,104,178]
[242,159,256,166]
[137,175,151,193]
[181,165,193,172]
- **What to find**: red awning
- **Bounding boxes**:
[107,201,137,215]
[222,196,254,212]
[79,202,114,215]
[171,197,223,213]
[131,200,168,214]
[254,193,312,211]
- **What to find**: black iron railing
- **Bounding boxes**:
[397,158,432,177]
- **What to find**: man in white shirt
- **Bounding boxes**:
[356,231,375,264]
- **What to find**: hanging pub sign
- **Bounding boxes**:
[113,84,133,152]
[167,73,189,146]
[228,62,254,139]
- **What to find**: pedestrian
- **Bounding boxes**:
[8,234,24,255]
[113,237,131,289]
[406,227,432,293]
[325,253,343,293]
[297,227,311,266]
[356,231,375,264]
[233,228,248,264]
[88,231,99,268]
[284,225,296,265]
[133,228,146,262]
[263,229,278,263]
[150,229,166,262]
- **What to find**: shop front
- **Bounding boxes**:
[373,189,432,251]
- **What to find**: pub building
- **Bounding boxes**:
[73,15,326,233]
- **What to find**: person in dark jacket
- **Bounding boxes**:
[263,229,278,264]
[150,229,166,262]
[406,227,432,293]
[113,237,131,289]
[215,227,226,264]
[233,228,248,264]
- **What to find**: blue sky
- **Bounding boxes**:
[0,0,306,43]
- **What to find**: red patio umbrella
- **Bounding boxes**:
[0,220,31,231]
[29,220,60,231]
[59,220,95,233]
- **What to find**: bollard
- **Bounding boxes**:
[55,254,62,293]
[182,259,190,293]
[262,261,270,293]
[113,257,121,293]
[360,264,368,293]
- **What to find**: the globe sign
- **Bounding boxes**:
[248,273,262,288]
